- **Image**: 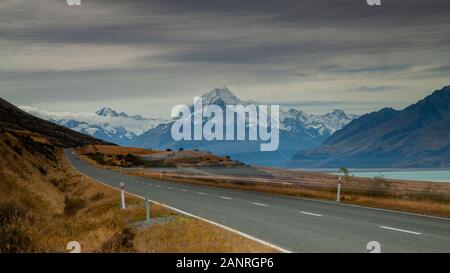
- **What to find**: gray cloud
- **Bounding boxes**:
[0,0,449,117]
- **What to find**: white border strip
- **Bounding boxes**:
[379,226,422,235]
[300,211,322,217]
[64,149,292,253]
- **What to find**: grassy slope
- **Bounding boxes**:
[0,131,274,253]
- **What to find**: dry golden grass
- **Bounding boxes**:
[128,171,450,218]
[0,133,276,253]
[134,217,274,253]
[78,144,157,156]
[76,145,244,168]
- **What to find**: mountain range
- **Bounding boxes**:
[0,98,109,147]
[20,87,358,166]
[130,88,358,165]
[20,106,167,146]
[289,86,450,168]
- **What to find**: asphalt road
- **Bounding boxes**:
[65,149,450,253]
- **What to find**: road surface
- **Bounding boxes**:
[65,149,450,253]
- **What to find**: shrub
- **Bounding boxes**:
[0,202,33,253]
[12,145,22,156]
[89,192,105,202]
[37,165,47,176]
[64,195,86,216]
[49,178,68,192]
[101,227,135,252]
[88,152,106,165]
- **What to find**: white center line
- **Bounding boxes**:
[198,192,207,195]
[221,196,232,200]
[300,211,323,217]
[379,226,422,235]
[168,187,173,190]
[180,189,187,192]
[252,202,268,207]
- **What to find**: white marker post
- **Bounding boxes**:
[120,182,126,209]
[145,196,150,225]
[336,176,342,203]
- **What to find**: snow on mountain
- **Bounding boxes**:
[19,106,167,146]
[280,108,358,136]
[18,87,358,166]
[194,87,357,137]
[132,87,359,166]
[200,87,245,105]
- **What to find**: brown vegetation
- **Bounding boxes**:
[127,169,450,218]
[0,131,275,253]
[76,145,245,169]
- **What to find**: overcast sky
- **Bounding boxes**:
[0,0,449,117]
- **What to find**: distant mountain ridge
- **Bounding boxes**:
[290,86,450,168]
[20,106,167,146]
[19,87,358,166]
[0,98,109,147]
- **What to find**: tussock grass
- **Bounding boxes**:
[0,132,275,252]
[132,172,450,218]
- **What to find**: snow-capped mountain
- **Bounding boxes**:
[281,108,358,137]
[131,87,359,166]
[20,87,358,166]
[19,106,167,146]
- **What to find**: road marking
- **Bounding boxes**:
[63,149,291,253]
[198,192,207,195]
[156,185,161,188]
[168,187,173,190]
[252,202,267,207]
[379,226,422,235]
[180,189,188,192]
[300,211,322,217]
[221,196,232,200]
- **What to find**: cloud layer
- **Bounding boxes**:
[0,0,449,116]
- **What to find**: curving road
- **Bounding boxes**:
[65,149,450,253]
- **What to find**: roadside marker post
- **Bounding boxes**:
[120,182,126,209]
[145,196,151,225]
[336,176,342,203]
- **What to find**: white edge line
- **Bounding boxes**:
[221,196,232,200]
[300,211,322,217]
[379,226,422,235]
[63,149,291,253]
[252,202,268,207]
[130,166,450,221]
[154,166,450,221]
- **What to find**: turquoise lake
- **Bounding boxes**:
[331,169,450,183]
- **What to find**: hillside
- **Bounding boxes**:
[0,98,110,147]
[290,86,450,168]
